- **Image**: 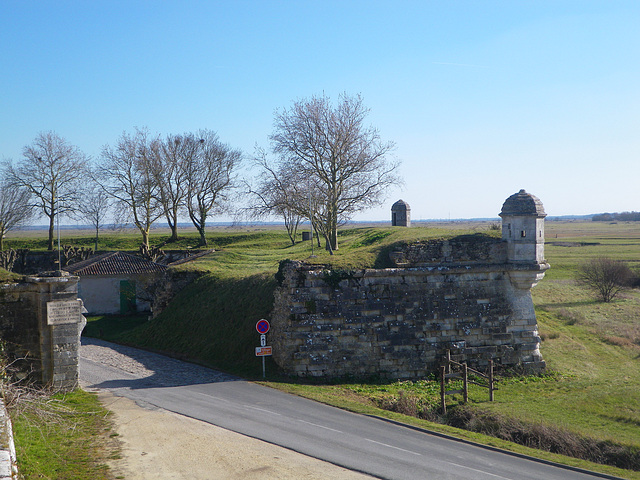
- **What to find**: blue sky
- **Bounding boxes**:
[1,1,638,222]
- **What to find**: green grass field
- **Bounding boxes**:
[5,220,640,478]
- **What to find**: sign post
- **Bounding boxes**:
[255,319,271,378]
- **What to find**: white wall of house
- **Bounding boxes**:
[77,275,151,315]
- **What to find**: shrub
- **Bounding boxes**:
[575,257,633,302]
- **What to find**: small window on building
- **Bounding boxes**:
[521,230,526,237]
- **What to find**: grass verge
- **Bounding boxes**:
[9,388,120,480]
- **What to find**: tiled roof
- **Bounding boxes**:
[63,252,168,276]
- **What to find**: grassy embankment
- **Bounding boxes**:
[6,221,640,478]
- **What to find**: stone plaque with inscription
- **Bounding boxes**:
[47,300,81,325]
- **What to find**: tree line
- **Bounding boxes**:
[0,93,400,253]
[592,212,640,222]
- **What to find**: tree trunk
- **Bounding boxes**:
[141,229,150,248]
[94,225,99,251]
[328,206,339,251]
[168,226,179,243]
[197,226,207,247]
[284,218,296,245]
[167,216,179,242]
[47,214,55,251]
[324,234,334,255]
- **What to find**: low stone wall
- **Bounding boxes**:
[271,236,548,379]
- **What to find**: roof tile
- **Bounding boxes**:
[63,252,168,275]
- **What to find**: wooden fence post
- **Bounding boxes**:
[446,350,451,375]
[489,360,494,402]
[463,363,468,403]
[440,365,446,414]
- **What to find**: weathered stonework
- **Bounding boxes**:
[271,190,549,379]
[0,272,85,390]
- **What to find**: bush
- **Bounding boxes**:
[575,257,633,302]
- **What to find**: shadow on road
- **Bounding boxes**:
[80,336,242,390]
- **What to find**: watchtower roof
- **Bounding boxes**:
[392,199,410,211]
[499,189,546,217]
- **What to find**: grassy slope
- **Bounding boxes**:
[525,222,640,448]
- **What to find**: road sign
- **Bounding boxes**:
[256,319,270,334]
[260,334,266,347]
[255,346,272,356]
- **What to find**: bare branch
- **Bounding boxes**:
[0,164,34,250]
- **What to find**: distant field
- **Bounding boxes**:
[3,219,499,247]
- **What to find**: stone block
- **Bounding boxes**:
[492,333,512,341]
[515,342,540,351]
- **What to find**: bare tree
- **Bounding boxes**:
[150,134,190,243]
[98,129,164,248]
[0,169,33,251]
[576,257,633,302]
[246,148,305,245]
[6,132,88,250]
[76,181,111,251]
[181,130,242,247]
[269,93,400,252]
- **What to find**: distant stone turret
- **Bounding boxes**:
[391,200,411,227]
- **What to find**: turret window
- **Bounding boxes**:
[521,230,526,237]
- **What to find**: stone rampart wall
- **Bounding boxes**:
[271,236,547,379]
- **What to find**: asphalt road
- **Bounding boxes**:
[79,338,617,480]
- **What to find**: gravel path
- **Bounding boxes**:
[81,337,235,386]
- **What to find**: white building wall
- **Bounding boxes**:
[77,277,121,314]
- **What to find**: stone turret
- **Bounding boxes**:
[500,189,549,290]
[500,189,546,264]
[391,200,411,227]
